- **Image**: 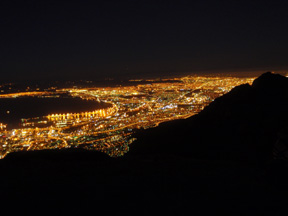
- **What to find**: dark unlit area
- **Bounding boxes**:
[0,73,288,215]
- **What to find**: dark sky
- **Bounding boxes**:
[1,0,288,81]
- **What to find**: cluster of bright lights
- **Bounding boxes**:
[0,75,255,159]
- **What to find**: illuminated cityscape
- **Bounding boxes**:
[0,75,255,159]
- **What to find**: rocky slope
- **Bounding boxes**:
[1,72,288,215]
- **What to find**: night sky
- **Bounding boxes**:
[1,0,288,81]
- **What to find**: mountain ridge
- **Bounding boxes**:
[1,72,288,215]
[127,72,288,161]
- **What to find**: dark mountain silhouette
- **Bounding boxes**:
[1,72,288,215]
[128,72,288,161]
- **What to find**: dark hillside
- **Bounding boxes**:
[1,72,288,215]
[128,72,288,161]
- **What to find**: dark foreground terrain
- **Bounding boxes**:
[1,72,288,215]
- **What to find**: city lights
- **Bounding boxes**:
[0,75,255,159]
